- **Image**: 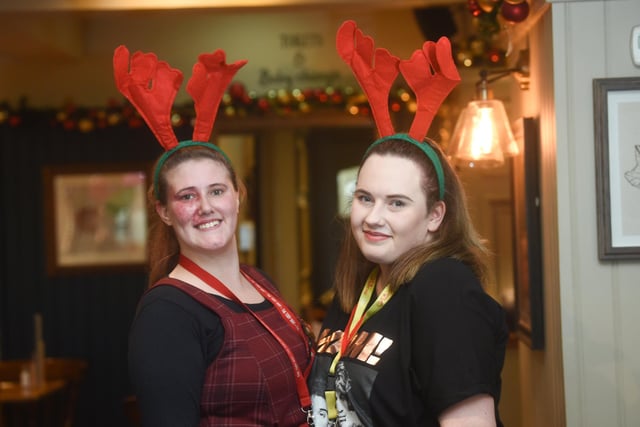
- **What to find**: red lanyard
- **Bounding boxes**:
[178,254,312,410]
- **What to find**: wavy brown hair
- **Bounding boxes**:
[146,145,246,287]
[333,137,489,312]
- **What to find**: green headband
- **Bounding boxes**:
[365,133,445,200]
[153,140,231,200]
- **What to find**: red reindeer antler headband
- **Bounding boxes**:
[336,20,460,199]
[113,45,247,198]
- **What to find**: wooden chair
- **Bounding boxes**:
[44,358,88,427]
[123,395,141,427]
[0,358,87,427]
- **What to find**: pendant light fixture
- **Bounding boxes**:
[448,50,530,168]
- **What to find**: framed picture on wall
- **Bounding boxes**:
[511,117,544,350]
[43,163,150,276]
[593,77,640,260]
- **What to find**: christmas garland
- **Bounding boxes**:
[0,84,421,133]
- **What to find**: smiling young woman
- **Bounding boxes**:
[306,20,508,427]
[115,45,315,426]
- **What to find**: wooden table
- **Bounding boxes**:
[0,380,66,403]
[0,380,67,427]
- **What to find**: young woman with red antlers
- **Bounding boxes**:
[115,46,314,426]
[307,21,508,427]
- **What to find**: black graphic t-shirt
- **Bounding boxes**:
[308,258,508,427]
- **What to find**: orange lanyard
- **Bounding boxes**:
[179,255,312,411]
[325,268,394,420]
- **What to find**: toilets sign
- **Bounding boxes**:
[256,31,347,89]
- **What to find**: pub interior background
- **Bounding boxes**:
[0,0,639,426]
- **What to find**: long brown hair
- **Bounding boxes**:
[146,145,246,287]
[333,137,489,312]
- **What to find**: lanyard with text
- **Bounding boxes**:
[178,254,312,412]
[325,267,395,420]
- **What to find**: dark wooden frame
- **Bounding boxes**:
[43,162,150,276]
[593,77,640,260]
[511,117,544,349]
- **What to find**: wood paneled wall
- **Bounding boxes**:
[0,121,163,426]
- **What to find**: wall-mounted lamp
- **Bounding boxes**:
[448,51,530,168]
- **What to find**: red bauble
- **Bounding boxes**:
[486,48,505,65]
[318,92,329,103]
[228,81,247,100]
[8,115,21,127]
[257,98,270,112]
[501,0,530,23]
[129,117,144,128]
[467,0,483,17]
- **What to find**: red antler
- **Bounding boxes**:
[113,45,183,150]
[187,50,247,142]
[336,20,400,138]
[399,37,460,141]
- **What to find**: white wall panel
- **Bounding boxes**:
[551,1,640,426]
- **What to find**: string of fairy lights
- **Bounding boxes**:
[0,84,418,133]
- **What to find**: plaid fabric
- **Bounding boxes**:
[170,268,309,427]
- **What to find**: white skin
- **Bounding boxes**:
[155,157,262,302]
[351,153,445,288]
[351,153,496,427]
